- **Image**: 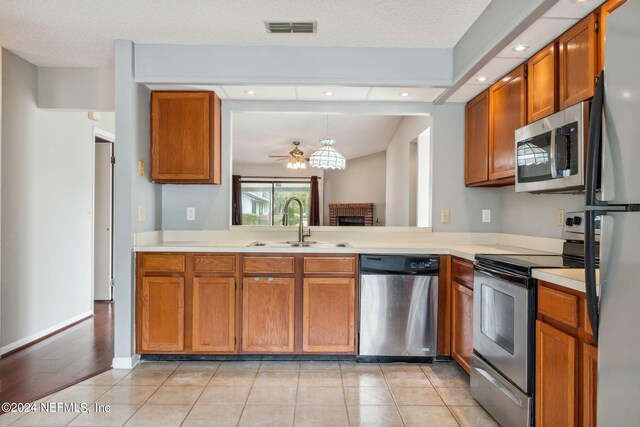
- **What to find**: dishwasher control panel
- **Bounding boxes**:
[360,255,439,275]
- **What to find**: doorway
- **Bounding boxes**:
[94,128,114,301]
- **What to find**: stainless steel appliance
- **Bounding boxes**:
[515,101,589,193]
[584,2,640,424]
[359,255,438,359]
[472,218,593,426]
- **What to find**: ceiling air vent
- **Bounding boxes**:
[265,21,317,34]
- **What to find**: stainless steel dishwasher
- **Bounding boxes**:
[359,255,439,360]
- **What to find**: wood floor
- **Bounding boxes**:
[0,302,114,407]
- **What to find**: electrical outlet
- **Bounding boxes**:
[137,204,146,222]
[558,209,566,226]
[138,160,144,176]
[482,209,491,223]
[441,209,450,224]
[186,207,196,221]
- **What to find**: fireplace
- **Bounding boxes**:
[329,203,374,226]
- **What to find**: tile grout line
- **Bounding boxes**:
[178,361,219,427]
[235,361,260,427]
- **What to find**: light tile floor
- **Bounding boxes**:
[0,361,498,426]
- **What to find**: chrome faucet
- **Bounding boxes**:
[282,196,312,244]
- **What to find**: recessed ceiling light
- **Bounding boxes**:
[400,92,410,97]
[513,44,529,52]
[323,91,333,96]
[245,89,255,95]
[476,76,487,82]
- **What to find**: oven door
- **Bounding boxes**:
[473,266,534,393]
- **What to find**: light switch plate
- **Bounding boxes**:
[558,209,566,226]
[441,209,450,224]
[137,205,146,222]
[482,209,491,223]
[186,207,196,221]
[138,160,144,176]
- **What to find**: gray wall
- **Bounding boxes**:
[113,41,162,364]
[1,50,115,351]
[38,67,114,111]
[500,187,584,238]
[323,151,386,226]
[430,104,501,232]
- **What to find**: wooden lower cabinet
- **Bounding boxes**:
[242,277,295,352]
[192,277,235,352]
[582,343,598,427]
[451,281,474,373]
[302,277,355,353]
[536,320,577,426]
[140,276,185,352]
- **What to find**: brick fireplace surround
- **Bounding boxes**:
[328,203,374,226]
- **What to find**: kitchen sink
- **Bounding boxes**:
[248,241,351,248]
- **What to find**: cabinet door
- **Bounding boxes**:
[192,277,235,352]
[598,0,628,71]
[140,276,184,352]
[242,277,295,352]
[303,278,355,353]
[527,42,558,123]
[489,65,526,181]
[559,13,598,109]
[451,281,473,373]
[536,321,577,427]
[465,91,489,185]
[150,91,221,184]
[582,343,598,427]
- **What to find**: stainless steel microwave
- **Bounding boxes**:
[515,101,589,193]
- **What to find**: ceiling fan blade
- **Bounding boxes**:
[268,155,289,158]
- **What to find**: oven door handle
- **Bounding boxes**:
[475,367,523,407]
[475,266,529,288]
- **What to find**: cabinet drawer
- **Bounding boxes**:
[141,254,185,273]
[243,256,295,274]
[304,257,355,275]
[194,255,236,273]
[538,286,579,328]
[452,258,474,284]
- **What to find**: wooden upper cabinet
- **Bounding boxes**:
[489,64,527,181]
[465,90,489,185]
[242,277,295,353]
[451,281,473,373]
[527,42,558,123]
[559,13,598,109]
[302,278,355,353]
[192,277,235,352]
[150,91,221,184]
[536,320,577,427]
[140,276,185,352]
[598,0,628,71]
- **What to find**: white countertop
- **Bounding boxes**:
[135,229,596,294]
[532,268,599,295]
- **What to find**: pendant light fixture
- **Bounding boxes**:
[309,115,346,170]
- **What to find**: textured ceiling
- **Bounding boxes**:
[232,113,405,164]
[0,0,491,67]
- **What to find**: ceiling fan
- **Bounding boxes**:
[268,141,309,169]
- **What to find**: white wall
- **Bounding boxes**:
[500,187,584,238]
[38,67,114,111]
[1,50,115,352]
[385,116,429,226]
[323,151,386,225]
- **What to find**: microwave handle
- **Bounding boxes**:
[549,127,558,178]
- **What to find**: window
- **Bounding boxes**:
[240,180,311,226]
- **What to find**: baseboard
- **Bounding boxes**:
[0,310,94,357]
[112,354,140,369]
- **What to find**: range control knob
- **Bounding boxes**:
[565,217,574,226]
[573,216,582,225]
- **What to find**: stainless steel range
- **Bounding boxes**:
[470,212,598,426]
